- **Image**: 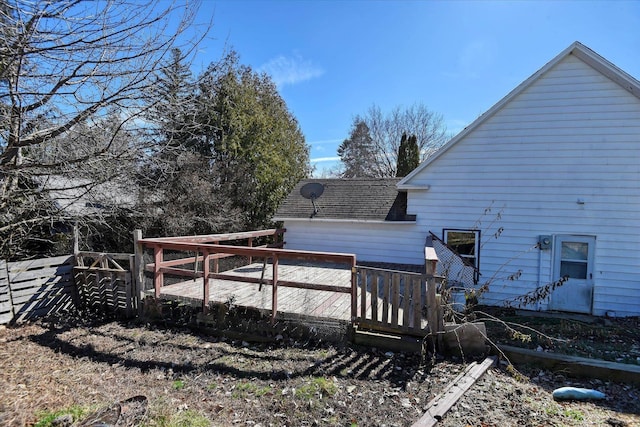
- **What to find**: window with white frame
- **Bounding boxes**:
[443,229,481,272]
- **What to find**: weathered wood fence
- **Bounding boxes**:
[74,252,137,317]
[0,252,137,325]
[1,229,446,348]
[0,255,75,324]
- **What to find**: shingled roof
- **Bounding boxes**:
[274,178,415,221]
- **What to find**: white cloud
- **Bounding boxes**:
[260,54,324,88]
[310,156,340,164]
[308,138,342,146]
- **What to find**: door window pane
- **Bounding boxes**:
[561,242,588,261]
[560,260,587,279]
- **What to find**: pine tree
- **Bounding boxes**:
[337,121,377,178]
[396,133,420,177]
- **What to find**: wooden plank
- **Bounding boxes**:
[356,320,417,336]
[153,246,163,298]
[402,276,410,327]
[133,229,145,316]
[13,293,75,320]
[0,312,12,324]
[11,285,75,305]
[265,279,350,294]
[358,265,423,277]
[74,266,128,275]
[75,251,132,261]
[9,274,70,291]
[359,270,367,320]
[412,278,422,331]
[412,357,497,427]
[0,260,7,280]
[391,273,400,328]
[9,264,73,283]
[142,228,283,244]
[127,256,135,316]
[0,300,12,312]
[139,241,356,266]
[8,255,73,271]
[499,345,640,385]
[371,274,379,323]
[382,272,390,324]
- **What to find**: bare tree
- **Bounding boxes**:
[0,0,208,259]
[358,103,448,177]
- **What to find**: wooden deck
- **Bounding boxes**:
[136,229,439,340]
[155,261,429,332]
[156,262,354,321]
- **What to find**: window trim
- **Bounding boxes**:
[443,228,481,283]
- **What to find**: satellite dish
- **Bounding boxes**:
[300,182,324,200]
[300,182,324,217]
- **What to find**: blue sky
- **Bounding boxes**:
[185,0,640,175]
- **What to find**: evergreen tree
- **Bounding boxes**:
[197,52,310,228]
[337,120,377,178]
[349,103,448,177]
[396,133,420,177]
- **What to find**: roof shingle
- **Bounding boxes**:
[275,178,414,221]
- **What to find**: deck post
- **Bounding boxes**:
[202,249,210,313]
[351,257,357,322]
[153,245,164,298]
[248,238,253,265]
[133,230,145,316]
[271,254,279,323]
[213,241,219,273]
[425,236,443,351]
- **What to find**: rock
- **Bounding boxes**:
[442,322,487,357]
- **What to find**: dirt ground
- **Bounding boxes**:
[1,315,639,427]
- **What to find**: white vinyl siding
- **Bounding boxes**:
[281,220,425,266]
[405,54,640,316]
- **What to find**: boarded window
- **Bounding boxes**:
[443,229,480,271]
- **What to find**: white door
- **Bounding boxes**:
[548,235,595,314]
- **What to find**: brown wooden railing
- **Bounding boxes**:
[135,229,357,321]
[356,266,427,335]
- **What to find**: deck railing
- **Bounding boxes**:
[135,229,357,321]
[355,266,427,335]
[135,229,444,341]
[355,267,444,339]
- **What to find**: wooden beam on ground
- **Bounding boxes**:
[499,345,640,385]
[412,356,497,427]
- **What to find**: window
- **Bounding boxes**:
[559,241,589,279]
[443,229,480,271]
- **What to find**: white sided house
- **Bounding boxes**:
[275,42,640,317]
